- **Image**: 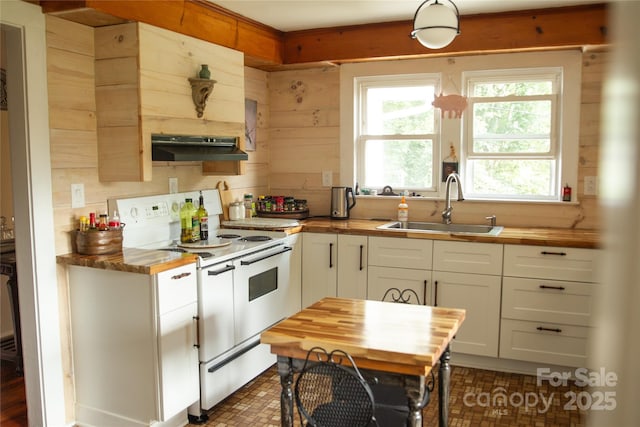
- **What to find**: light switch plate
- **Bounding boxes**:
[584,176,597,195]
[322,171,332,187]
[169,177,178,194]
[71,183,85,208]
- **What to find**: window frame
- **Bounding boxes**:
[355,74,441,194]
[340,51,581,203]
[462,68,565,201]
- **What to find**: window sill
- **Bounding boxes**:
[357,194,582,205]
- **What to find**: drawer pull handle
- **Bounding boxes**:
[171,272,192,280]
[537,326,562,333]
[540,251,567,256]
[539,284,566,291]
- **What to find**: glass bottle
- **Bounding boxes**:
[197,191,209,241]
[244,194,253,218]
[181,199,195,243]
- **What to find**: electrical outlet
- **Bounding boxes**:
[322,171,333,187]
[584,176,597,196]
[169,177,178,194]
[71,183,85,208]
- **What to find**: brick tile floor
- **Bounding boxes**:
[193,365,587,426]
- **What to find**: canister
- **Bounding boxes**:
[229,202,245,220]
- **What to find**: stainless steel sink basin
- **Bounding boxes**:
[376,221,503,236]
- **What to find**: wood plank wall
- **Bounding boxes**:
[268,53,606,229]
[47,15,269,258]
[46,17,270,421]
[44,13,605,423]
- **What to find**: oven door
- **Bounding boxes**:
[233,244,292,344]
[199,260,236,362]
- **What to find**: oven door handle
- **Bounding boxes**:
[207,264,236,275]
[240,246,292,265]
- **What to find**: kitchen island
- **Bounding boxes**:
[261,297,466,427]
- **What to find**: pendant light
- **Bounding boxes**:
[410,0,460,49]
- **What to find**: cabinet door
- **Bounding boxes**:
[368,236,432,270]
[337,234,368,300]
[158,302,199,421]
[302,233,338,307]
[433,271,501,357]
[368,266,430,305]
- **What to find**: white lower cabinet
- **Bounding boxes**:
[336,234,368,300]
[68,263,199,426]
[500,244,601,367]
[433,271,501,357]
[302,233,368,306]
[367,236,432,304]
[433,241,503,357]
[301,233,338,307]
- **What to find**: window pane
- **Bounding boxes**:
[472,81,552,97]
[473,138,551,153]
[473,101,551,136]
[468,159,554,197]
[364,139,433,189]
[366,86,435,134]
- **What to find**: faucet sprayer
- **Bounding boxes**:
[442,173,464,224]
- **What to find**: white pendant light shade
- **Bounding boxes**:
[411,0,460,49]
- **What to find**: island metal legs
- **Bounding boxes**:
[275,350,451,427]
[276,355,294,427]
[438,344,452,427]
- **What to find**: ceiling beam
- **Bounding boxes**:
[39,0,285,67]
[38,1,609,70]
[283,4,609,65]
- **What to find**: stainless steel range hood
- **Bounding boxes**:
[151,134,248,162]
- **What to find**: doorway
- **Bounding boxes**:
[1,1,66,425]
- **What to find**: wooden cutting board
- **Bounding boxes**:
[217,180,232,220]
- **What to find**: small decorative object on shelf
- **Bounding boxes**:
[199,64,211,79]
[188,65,216,118]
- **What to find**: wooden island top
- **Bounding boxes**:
[261,297,466,377]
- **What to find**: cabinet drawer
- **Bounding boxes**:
[433,241,503,275]
[504,245,600,282]
[156,264,197,314]
[502,277,595,326]
[499,319,590,367]
[368,236,432,270]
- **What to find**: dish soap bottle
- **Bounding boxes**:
[398,196,409,224]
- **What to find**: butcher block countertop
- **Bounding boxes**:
[56,248,197,275]
[261,297,466,376]
[299,218,600,249]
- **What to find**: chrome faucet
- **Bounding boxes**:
[442,173,464,224]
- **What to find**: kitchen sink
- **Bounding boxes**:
[376,221,503,236]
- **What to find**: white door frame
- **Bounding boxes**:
[1,1,65,425]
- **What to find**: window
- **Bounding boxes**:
[356,75,439,192]
[464,69,562,200]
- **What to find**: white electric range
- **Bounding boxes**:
[109,190,296,422]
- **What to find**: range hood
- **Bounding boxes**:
[151,134,248,162]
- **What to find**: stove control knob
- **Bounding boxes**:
[130,207,138,219]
